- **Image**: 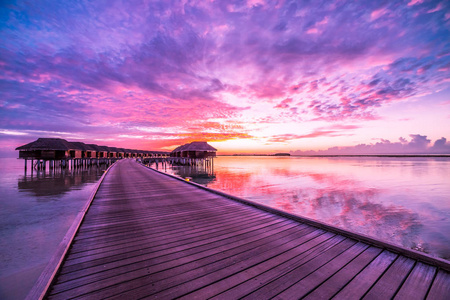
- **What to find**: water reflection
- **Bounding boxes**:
[279,185,424,253]
[162,156,450,260]
[153,161,217,186]
[17,165,107,198]
[0,158,108,300]
[171,165,216,185]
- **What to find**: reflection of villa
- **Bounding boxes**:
[17,138,82,160]
[16,138,170,170]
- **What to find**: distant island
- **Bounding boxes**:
[274,153,291,156]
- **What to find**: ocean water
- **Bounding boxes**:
[162,156,450,260]
[0,158,107,300]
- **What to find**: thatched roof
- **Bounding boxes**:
[172,144,186,152]
[86,144,105,152]
[172,142,217,153]
[97,145,110,152]
[16,138,81,151]
[152,151,170,155]
[16,138,172,155]
[108,147,124,154]
[71,142,96,152]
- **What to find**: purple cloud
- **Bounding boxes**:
[268,125,359,143]
[292,134,450,155]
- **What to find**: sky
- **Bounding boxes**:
[1,0,449,156]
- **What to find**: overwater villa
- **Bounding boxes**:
[16,138,82,160]
[171,141,217,158]
[70,142,97,159]
[16,138,170,170]
[167,141,217,167]
[86,144,108,158]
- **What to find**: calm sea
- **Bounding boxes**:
[0,158,108,300]
[161,156,450,260]
[1,156,449,299]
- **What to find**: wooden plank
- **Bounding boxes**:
[74,204,255,238]
[113,232,335,300]
[191,237,354,300]
[239,242,368,300]
[72,206,266,243]
[80,199,243,223]
[333,250,397,299]
[71,208,266,244]
[66,210,267,260]
[50,221,303,296]
[59,215,286,279]
[56,220,300,283]
[394,262,436,299]
[426,269,450,300]
[71,207,252,244]
[303,246,383,299]
[53,229,328,299]
[78,202,242,231]
[363,256,415,299]
[63,212,272,266]
[58,213,283,276]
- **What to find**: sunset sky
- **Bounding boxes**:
[1,0,449,155]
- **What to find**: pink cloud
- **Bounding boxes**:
[428,3,443,13]
[274,98,293,108]
[306,28,319,34]
[370,7,389,21]
[291,135,450,155]
[408,0,424,6]
[268,125,359,143]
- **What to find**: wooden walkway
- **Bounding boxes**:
[43,159,449,299]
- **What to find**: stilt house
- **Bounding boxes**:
[70,142,97,158]
[109,147,124,158]
[100,146,115,158]
[87,144,108,158]
[16,138,82,159]
[16,138,170,162]
[171,142,217,158]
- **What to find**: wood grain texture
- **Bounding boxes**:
[394,262,436,300]
[427,269,450,300]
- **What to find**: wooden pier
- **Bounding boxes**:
[31,159,449,299]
